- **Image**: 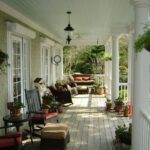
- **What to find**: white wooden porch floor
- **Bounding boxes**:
[24,94,131,150]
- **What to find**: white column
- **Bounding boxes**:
[132,1,150,150]
[111,35,119,101]
[104,42,109,93]
[128,33,134,102]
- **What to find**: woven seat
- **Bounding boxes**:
[41,123,70,150]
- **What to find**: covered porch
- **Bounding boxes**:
[0,0,149,150]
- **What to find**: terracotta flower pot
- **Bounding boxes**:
[115,105,123,112]
[58,106,64,113]
[96,89,104,95]
[42,109,49,114]
[106,103,112,111]
[10,108,21,117]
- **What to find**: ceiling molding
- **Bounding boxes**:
[131,0,150,7]
[40,37,55,46]
[0,1,61,44]
[7,21,36,39]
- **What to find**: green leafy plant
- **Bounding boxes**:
[102,53,112,61]
[114,97,124,106]
[0,49,9,74]
[41,103,50,109]
[115,124,127,136]
[135,24,150,52]
[13,98,25,109]
[42,94,55,102]
[106,98,112,104]
[115,124,132,145]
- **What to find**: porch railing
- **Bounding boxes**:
[140,110,150,150]
[119,83,128,101]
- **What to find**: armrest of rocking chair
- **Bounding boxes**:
[29,111,45,115]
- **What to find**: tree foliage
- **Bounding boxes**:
[119,35,128,82]
[63,45,105,74]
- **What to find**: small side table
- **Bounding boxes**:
[3,113,32,142]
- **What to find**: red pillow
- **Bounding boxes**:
[82,77,90,81]
[74,77,82,81]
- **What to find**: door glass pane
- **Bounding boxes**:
[12,39,22,101]
[42,46,50,85]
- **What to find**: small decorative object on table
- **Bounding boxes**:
[7,98,24,117]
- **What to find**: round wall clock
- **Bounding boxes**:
[54,55,61,64]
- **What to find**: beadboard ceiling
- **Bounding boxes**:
[0,0,134,45]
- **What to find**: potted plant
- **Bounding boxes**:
[41,103,50,114]
[135,25,150,52]
[0,49,9,73]
[95,84,104,95]
[105,99,112,111]
[51,100,63,113]
[7,98,24,117]
[114,97,124,112]
[115,124,127,140]
[42,94,55,105]
[115,124,132,145]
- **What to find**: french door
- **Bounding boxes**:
[8,35,30,112]
[41,46,51,86]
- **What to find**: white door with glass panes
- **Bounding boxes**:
[41,46,51,86]
[8,35,30,112]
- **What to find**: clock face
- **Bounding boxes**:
[54,55,61,64]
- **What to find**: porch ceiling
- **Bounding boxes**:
[0,0,134,45]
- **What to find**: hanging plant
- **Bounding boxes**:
[135,23,150,53]
[0,49,9,74]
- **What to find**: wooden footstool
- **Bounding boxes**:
[41,123,70,150]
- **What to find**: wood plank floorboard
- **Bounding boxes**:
[24,94,131,150]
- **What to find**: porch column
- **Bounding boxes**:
[104,41,109,96]
[132,1,150,150]
[128,33,134,102]
[111,35,119,101]
[105,40,112,99]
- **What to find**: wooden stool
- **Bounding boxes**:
[41,123,70,150]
